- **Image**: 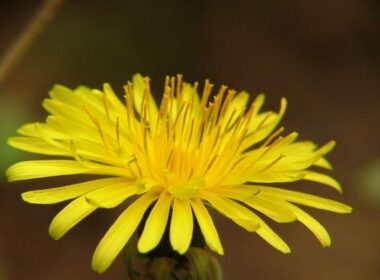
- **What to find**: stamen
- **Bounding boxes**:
[179,103,190,141]
[115,117,120,151]
[127,155,139,179]
[84,107,107,147]
[242,111,274,147]
[186,119,195,147]
[169,77,176,118]
[250,111,273,136]
[187,82,198,115]
[142,77,151,119]
[243,102,255,126]
[220,89,236,117]
[204,154,219,174]
[176,74,183,99]
[166,150,174,169]
[222,109,238,133]
[123,83,136,133]
[172,102,187,132]
[253,136,285,164]
[200,80,213,109]
[261,127,284,148]
[69,139,82,162]
[197,107,210,144]
[164,76,170,92]
[259,154,285,172]
[209,88,225,127]
[225,156,246,177]
[134,158,143,177]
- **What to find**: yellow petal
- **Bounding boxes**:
[221,91,250,128]
[246,170,305,184]
[206,191,290,252]
[43,99,91,127]
[190,198,224,255]
[170,198,193,254]
[251,94,265,116]
[22,178,129,204]
[132,74,158,119]
[50,84,83,104]
[16,123,40,137]
[273,200,331,246]
[49,85,105,117]
[203,193,260,232]
[44,96,116,145]
[303,171,342,192]
[102,83,129,121]
[28,118,129,166]
[132,74,145,114]
[214,184,261,198]
[241,138,337,187]
[217,185,295,224]
[137,191,172,253]
[260,187,352,213]
[253,213,290,253]
[247,97,287,145]
[313,157,333,170]
[243,196,296,223]
[6,160,129,181]
[49,197,97,240]
[267,140,335,170]
[84,181,141,208]
[49,85,84,108]
[181,82,201,116]
[71,138,129,166]
[7,160,88,181]
[233,91,250,107]
[14,103,128,168]
[92,191,158,273]
[74,86,104,110]
[45,116,104,144]
[17,122,65,138]
[8,137,67,156]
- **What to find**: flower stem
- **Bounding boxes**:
[0,0,64,84]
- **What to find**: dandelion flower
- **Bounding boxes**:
[6,74,351,273]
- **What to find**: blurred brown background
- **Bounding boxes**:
[0,0,379,279]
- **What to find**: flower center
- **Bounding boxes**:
[155,144,205,199]
[166,176,205,199]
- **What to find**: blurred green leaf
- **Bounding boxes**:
[356,159,380,207]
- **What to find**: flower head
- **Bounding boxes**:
[7,74,351,273]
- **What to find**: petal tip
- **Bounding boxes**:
[212,245,224,255]
[322,241,331,248]
[102,83,114,93]
[48,227,62,241]
[332,181,343,193]
[173,246,188,255]
[280,97,288,110]
[280,245,291,254]
[20,192,30,202]
[137,241,150,254]
[343,205,353,213]
[5,165,17,182]
[91,259,107,274]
